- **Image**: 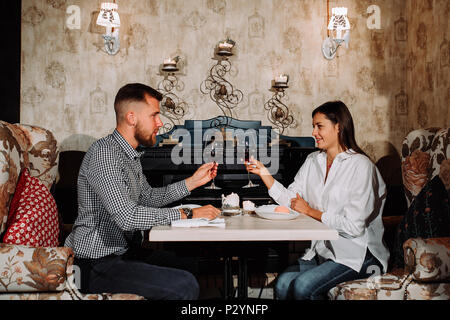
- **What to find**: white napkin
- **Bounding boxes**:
[171,218,226,228]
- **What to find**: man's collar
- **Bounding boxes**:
[112,129,142,160]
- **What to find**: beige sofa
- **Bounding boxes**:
[0,121,144,300]
[328,128,450,300]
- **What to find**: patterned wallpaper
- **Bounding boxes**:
[20,0,449,181]
[406,0,450,134]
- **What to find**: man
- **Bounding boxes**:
[65,83,221,300]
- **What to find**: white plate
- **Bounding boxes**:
[255,205,299,220]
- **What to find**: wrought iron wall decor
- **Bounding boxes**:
[158,56,189,133]
[200,39,243,128]
[264,76,296,135]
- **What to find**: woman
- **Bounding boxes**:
[247,101,389,300]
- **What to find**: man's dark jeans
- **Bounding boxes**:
[74,247,200,300]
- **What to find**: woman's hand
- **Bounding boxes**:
[185,162,218,191]
[246,156,275,190]
[290,193,323,221]
[246,156,270,176]
[290,193,311,214]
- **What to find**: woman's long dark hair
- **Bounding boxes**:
[312,101,368,157]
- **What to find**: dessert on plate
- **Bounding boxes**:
[243,200,256,215]
[221,193,241,216]
[274,205,290,214]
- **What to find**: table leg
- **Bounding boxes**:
[238,256,248,299]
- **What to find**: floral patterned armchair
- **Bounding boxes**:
[328,128,450,300]
[0,121,144,300]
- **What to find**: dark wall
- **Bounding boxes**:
[0,1,21,123]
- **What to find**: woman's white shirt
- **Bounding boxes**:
[268,149,389,273]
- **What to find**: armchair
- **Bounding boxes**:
[0,121,144,300]
[328,128,450,300]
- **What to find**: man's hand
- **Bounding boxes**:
[192,205,221,220]
[185,162,218,191]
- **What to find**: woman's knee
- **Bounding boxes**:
[274,272,294,299]
[292,276,323,300]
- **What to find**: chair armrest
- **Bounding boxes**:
[328,272,411,300]
[403,237,450,282]
[0,243,73,293]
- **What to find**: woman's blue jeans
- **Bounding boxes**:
[274,249,383,300]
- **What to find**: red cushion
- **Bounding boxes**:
[3,168,59,247]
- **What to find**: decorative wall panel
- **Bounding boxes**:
[20,0,448,181]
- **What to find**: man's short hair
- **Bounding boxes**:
[114,83,163,121]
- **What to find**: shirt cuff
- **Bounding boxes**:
[268,180,284,202]
[321,211,331,226]
[168,208,183,221]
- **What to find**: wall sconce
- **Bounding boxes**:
[158,56,188,133]
[264,75,296,135]
[96,2,121,55]
[200,38,243,127]
[322,7,350,60]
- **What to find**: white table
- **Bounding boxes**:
[149,213,338,242]
[148,213,338,299]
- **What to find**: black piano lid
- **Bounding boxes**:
[139,116,315,149]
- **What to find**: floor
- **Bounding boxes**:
[198,272,277,299]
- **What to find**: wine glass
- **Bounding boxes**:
[205,140,221,190]
[242,140,259,188]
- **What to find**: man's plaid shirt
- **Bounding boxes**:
[65,129,189,259]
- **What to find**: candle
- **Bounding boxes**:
[163,58,176,67]
[275,74,288,85]
[218,42,233,50]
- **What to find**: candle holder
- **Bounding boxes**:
[217,38,235,56]
[264,77,296,135]
[162,56,180,72]
[200,39,243,128]
[158,56,189,133]
[273,74,289,88]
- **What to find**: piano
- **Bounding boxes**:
[138,116,317,286]
[139,116,317,207]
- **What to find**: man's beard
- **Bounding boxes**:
[134,123,156,147]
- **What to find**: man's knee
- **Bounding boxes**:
[174,270,199,300]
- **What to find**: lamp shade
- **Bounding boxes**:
[327,7,350,30]
[96,2,120,28]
